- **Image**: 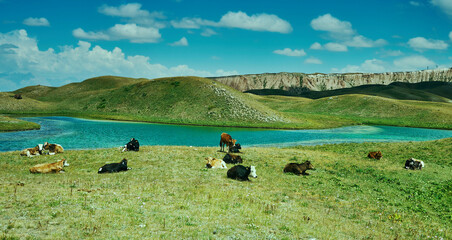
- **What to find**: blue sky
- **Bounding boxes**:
[1,0,452,91]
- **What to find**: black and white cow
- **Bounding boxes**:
[404,158,424,170]
[98,158,131,173]
[122,138,140,152]
[227,165,257,181]
[229,143,242,153]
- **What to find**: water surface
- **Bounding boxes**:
[1,116,452,152]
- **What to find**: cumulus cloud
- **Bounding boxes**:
[170,37,188,46]
[431,0,452,17]
[324,42,348,52]
[201,28,217,37]
[310,13,386,49]
[171,11,292,34]
[0,29,237,91]
[98,3,166,28]
[23,17,50,27]
[340,59,386,73]
[408,37,448,51]
[304,57,322,64]
[410,1,421,6]
[310,42,322,50]
[450,31,452,41]
[73,24,161,43]
[273,48,306,57]
[393,55,435,71]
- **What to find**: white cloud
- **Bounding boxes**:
[170,37,188,46]
[345,36,387,48]
[171,11,292,34]
[378,49,404,57]
[324,42,348,52]
[0,29,236,91]
[449,31,452,41]
[23,17,50,27]
[408,37,448,51]
[340,59,386,73]
[310,14,354,38]
[201,28,217,37]
[310,42,322,50]
[304,57,322,64]
[273,48,306,57]
[393,55,435,71]
[410,1,421,6]
[98,3,166,28]
[73,24,161,43]
[310,13,386,48]
[431,0,452,17]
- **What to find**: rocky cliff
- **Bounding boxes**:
[209,68,452,92]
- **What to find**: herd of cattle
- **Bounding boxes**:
[20,133,425,178]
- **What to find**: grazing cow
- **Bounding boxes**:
[223,153,243,164]
[229,143,242,153]
[98,158,131,174]
[283,161,315,175]
[405,158,424,170]
[122,138,140,152]
[13,94,22,99]
[205,157,227,169]
[227,165,257,181]
[43,142,64,155]
[367,151,382,160]
[29,159,69,173]
[20,144,43,157]
[219,133,237,152]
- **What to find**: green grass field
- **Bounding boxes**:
[1,139,450,239]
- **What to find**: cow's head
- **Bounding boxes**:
[121,158,128,166]
[62,159,69,167]
[37,144,43,151]
[249,166,257,178]
[304,161,315,170]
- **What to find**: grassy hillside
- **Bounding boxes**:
[1,76,452,131]
[1,139,450,239]
[247,81,452,103]
[255,94,452,129]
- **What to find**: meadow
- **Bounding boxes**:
[1,138,450,239]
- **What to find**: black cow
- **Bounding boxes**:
[223,153,243,164]
[404,158,424,170]
[98,158,131,174]
[227,165,257,181]
[229,143,241,153]
[122,138,139,152]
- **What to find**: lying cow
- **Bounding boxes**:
[223,153,243,164]
[229,143,242,153]
[219,133,236,152]
[43,142,64,155]
[283,161,314,175]
[20,144,43,157]
[122,138,140,152]
[29,159,69,173]
[405,158,424,170]
[98,158,131,173]
[367,151,382,160]
[205,157,227,169]
[227,165,257,181]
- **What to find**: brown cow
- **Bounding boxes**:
[29,159,69,173]
[219,133,236,152]
[44,142,64,155]
[20,144,44,157]
[283,161,315,176]
[367,151,382,160]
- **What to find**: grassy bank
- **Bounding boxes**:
[1,139,450,239]
[0,115,40,132]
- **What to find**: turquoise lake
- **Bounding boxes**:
[1,116,452,152]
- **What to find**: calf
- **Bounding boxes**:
[227,165,257,181]
[283,161,314,175]
[229,143,242,153]
[29,159,69,173]
[223,153,243,164]
[405,158,424,170]
[205,157,227,169]
[20,144,43,157]
[122,138,140,152]
[219,133,236,152]
[367,151,382,160]
[98,158,131,173]
[43,142,64,155]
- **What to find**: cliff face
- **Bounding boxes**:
[209,68,452,92]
